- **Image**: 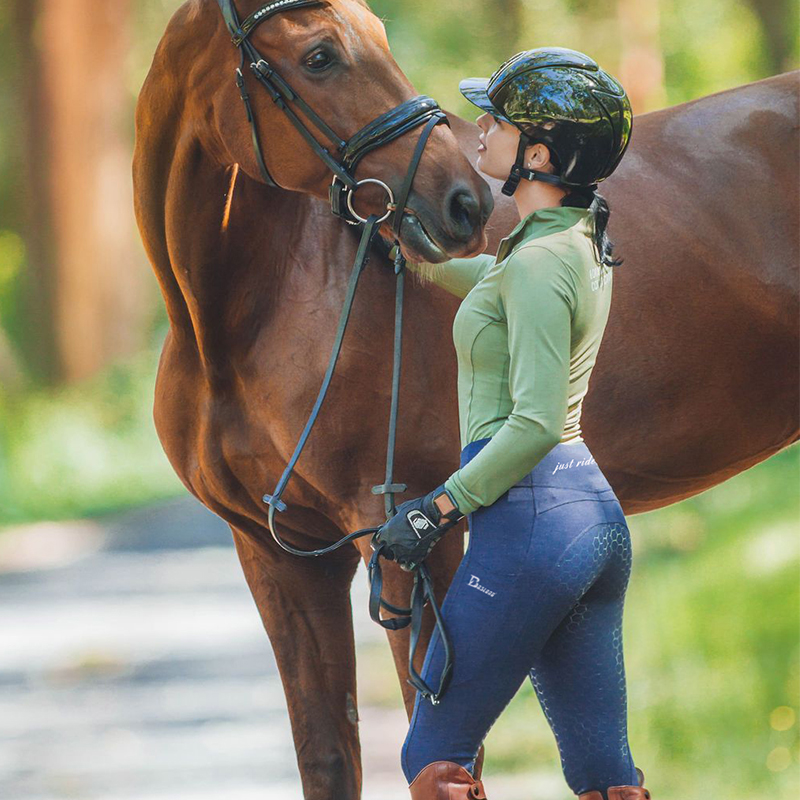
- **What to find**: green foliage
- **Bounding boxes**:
[369,0,797,121]
[660,0,776,104]
[0,340,183,526]
[0,228,25,348]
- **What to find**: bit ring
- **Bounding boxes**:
[344,178,395,224]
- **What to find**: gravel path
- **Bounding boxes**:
[0,498,411,800]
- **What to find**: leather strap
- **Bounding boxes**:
[406,564,453,703]
[366,554,453,705]
[367,547,412,630]
[262,214,382,533]
[217,0,322,46]
[342,96,447,173]
[391,112,444,242]
[233,0,322,45]
[234,54,278,186]
[502,131,568,196]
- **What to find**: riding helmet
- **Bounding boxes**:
[460,47,632,196]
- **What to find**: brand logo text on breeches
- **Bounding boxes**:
[468,574,496,597]
[552,456,596,475]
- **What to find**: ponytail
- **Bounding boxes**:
[548,147,623,268]
[560,185,623,268]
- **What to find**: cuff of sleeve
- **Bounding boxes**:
[443,472,482,516]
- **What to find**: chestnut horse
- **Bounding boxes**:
[133,0,800,792]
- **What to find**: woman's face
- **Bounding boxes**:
[475,111,523,180]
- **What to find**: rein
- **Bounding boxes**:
[216,0,455,704]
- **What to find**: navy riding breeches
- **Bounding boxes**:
[401,437,640,796]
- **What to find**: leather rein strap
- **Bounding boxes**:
[215,0,454,705]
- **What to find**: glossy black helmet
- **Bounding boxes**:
[460,47,632,196]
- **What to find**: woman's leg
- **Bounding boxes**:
[527,519,641,795]
[400,529,537,782]
[400,483,548,782]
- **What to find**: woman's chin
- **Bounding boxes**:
[475,154,497,181]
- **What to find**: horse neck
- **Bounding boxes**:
[180,152,347,381]
[132,1,342,384]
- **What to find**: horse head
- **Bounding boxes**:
[200,0,493,261]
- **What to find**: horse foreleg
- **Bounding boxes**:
[231,526,363,800]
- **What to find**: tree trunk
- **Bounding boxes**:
[14,0,150,384]
[616,0,667,114]
[489,0,524,60]
[11,0,59,382]
[745,0,797,76]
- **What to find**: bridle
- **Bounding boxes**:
[216,0,455,704]
[217,0,448,225]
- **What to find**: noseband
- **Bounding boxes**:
[215,0,454,705]
[217,0,449,224]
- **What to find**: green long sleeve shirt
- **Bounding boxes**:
[408,205,613,515]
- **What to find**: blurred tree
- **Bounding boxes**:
[745,0,797,75]
[0,327,21,390]
[489,0,524,58]
[10,0,151,385]
[616,0,667,113]
[8,0,58,383]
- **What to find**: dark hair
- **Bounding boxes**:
[549,149,623,268]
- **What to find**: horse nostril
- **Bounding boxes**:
[447,188,480,240]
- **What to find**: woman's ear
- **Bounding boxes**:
[525,142,554,171]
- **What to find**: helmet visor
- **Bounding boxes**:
[459,78,513,124]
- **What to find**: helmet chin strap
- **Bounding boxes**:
[501,131,568,196]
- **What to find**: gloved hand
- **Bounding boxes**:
[371,485,464,571]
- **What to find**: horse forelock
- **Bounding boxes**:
[183,0,205,24]
[319,4,389,73]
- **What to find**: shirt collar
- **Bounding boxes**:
[496,205,593,262]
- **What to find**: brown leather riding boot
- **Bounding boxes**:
[408,760,487,799]
[578,766,651,800]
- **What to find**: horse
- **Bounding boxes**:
[133,0,800,791]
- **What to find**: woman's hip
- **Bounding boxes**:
[457,440,623,574]
[460,437,618,499]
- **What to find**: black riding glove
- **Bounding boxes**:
[371,485,464,571]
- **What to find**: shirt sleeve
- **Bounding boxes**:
[443,246,577,514]
[406,253,495,299]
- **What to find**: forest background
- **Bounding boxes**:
[0,1,798,798]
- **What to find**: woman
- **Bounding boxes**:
[373,47,645,800]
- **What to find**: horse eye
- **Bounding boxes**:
[305,50,333,71]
